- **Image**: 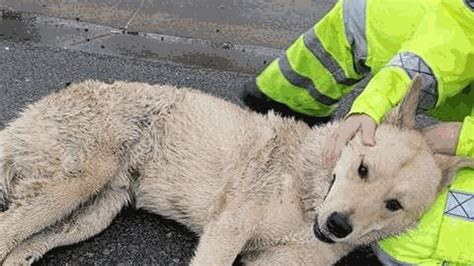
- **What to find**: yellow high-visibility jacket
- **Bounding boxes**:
[256,0,474,264]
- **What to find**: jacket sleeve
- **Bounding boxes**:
[348,4,474,125]
[255,0,366,118]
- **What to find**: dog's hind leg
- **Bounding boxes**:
[2,178,130,266]
[0,147,120,261]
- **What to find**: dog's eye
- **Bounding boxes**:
[385,199,403,212]
[358,162,368,179]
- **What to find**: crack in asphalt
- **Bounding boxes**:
[123,0,145,31]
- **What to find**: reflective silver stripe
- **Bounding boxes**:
[278,56,338,106]
[445,190,474,222]
[303,28,360,86]
[388,52,439,113]
[343,0,369,74]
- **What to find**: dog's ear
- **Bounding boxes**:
[434,154,474,190]
[384,74,424,129]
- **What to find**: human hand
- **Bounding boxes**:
[421,122,462,155]
[322,114,376,166]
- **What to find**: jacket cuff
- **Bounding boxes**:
[347,67,412,125]
[347,94,391,125]
[455,116,474,158]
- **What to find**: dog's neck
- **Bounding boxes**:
[294,120,341,221]
[297,121,357,262]
[272,119,354,263]
[259,115,341,220]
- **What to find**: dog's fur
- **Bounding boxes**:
[0,76,472,265]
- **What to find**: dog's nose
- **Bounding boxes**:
[326,212,353,238]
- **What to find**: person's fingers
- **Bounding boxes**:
[325,123,356,165]
[323,114,374,166]
[360,119,376,146]
[331,126,356,162]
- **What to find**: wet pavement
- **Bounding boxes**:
[1,0,336,48]
[0,10,282,74]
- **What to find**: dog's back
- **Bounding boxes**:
[0,80,307,234]
[131,82,308,233]
[0,81,178,205]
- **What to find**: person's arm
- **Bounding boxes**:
[350,8,474,124]
[324,7,474,163]
[456,116,474,158]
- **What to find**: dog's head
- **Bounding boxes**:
[314,75,474,245]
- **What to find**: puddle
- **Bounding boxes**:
[0,10,37,41]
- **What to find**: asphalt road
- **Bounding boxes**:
[1,0,337,48]
[0,39,387,265]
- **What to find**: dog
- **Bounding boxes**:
[0,75,472,265]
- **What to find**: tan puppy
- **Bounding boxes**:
[0,75,472,265]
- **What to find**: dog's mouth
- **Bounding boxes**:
[313,217,335,244]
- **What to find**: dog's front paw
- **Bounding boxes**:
[2,248,42,266]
